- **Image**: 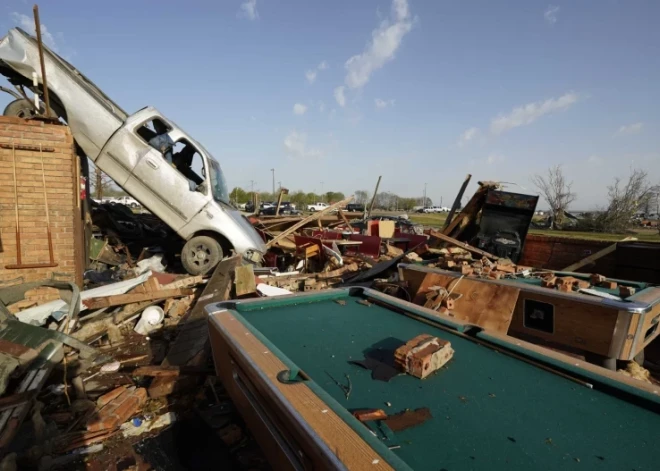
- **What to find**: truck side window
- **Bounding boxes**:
[136,118,174,163]
[172,139,205,190]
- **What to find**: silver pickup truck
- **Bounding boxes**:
[0,28,265,275]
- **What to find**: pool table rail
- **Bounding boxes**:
[208,307,409,471]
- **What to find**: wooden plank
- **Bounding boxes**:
[428,229,500,260]
[443,173,471,230]
[161,275,204,290]
[266,195,354,248]
[442,182,498,239]
[131,365,213,377]
[83,289,193,309]
[413,272,520,334]
[337,209,353,231]
[561,237,636,272]
[209,311,395,471]
[235,264,257,296]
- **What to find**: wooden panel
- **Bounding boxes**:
[398,266,428,298]
[509,292,619,357]
[234,264,256,296]
[209,312,394,471]
[413,272,520,334]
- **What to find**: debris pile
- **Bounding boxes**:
[0,258,270,469]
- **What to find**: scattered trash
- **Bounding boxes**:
[134,306,165,335]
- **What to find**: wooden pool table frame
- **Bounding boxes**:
[207,289,660,471]
[399,264,660,368]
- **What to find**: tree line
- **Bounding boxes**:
[230,187,434,211]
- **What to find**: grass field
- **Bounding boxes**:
[400,212,660,242]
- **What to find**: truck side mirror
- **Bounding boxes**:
[195,182,207,194]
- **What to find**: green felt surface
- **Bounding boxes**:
[232,291,660,471]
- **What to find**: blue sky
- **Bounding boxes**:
[1,0,658,209]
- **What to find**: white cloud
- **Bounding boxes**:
[305,70,317,84]
[342,0,414,90]
[544,5,559,25]
[374,98,395,109]
[293,103,307,115]
[334,86,346,107]
[12,12,58,51]
[487,154,505,165]
[490,92,579,135]
[616,122,643,136]
[283,131,323,159]
[305,60,329,84]
[458,127,479,147]
[238,0,259,21]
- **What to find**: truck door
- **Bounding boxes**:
[102,109,210,232]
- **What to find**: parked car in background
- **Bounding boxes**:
[260,202,301,216]
[346,203,366,212]
[113,196,141,208]
[307,202,329,211]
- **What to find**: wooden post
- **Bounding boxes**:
[443,174,471,230]
[366,176,382,219]
[275,188,288,216]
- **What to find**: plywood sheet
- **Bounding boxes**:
[413,272,520,333]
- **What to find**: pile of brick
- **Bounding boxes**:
[423,247,532,280]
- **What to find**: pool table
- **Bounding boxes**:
[207,288,660,471]
[399,264,660,368]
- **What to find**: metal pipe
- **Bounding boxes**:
[32,4,52,117]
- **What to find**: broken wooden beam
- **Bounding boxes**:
[428,229,500,261]
[561,237,636,272]
[266,195,354,248]
[83,289,194,310]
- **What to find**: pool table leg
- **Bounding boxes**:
[585,353,617,371]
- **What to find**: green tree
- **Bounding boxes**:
[230,187,249,204]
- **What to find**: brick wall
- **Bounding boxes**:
[519,234,616,274]
[0,116,83,285]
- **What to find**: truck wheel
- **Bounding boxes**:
[3,99,38,118]
[181,236,223,275]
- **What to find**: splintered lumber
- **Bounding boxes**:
[561,237,636,272]
[444,173,472,230]
[83,289,194,309]
[443,181,499,239]
[428,229,500,261]
[234,264,257,296]
[266,195,354,248]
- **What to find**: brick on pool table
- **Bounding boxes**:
[599,280,618,290]
[394,334,455,379]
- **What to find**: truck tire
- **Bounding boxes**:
[181,236,223,275]
[3,99,38,118]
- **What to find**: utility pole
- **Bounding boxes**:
[271,168,275,195]
[278,181,281,192]
[321,181,324,201]
[423,183,427,208]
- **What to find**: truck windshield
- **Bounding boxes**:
[208,159,230,205]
